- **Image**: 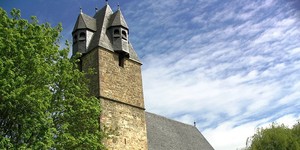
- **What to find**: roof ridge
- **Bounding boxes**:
[81,13,96,30]
[146,112,196,128]
[93,3,112,18]
[82,13,95,20]
[81,14,88,30]
[87,3,113,51]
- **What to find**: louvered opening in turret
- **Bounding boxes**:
[79,32,86,41]
[114,29,120,37]
[122,30,127,40]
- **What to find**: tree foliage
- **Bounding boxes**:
[0,8,105,149]
[245,122,300,150]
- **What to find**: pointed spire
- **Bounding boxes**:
[93,1,113,24]
[109,7,129,29]
[73,12,96,32]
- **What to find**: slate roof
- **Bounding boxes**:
[109,9,129,29]
[72,4,140,63]
[146,112,214,150]
[72,13,96,32]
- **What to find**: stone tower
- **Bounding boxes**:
[72,3,148,150]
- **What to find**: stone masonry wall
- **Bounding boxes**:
[81,47,148,150]
[81,49,99,97]
[98,48,144,108]
[100,98,148,150]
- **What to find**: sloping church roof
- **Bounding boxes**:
[146,112,214,150]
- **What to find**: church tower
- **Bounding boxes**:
[72,3,148,150]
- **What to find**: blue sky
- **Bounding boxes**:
[1,0,300,149]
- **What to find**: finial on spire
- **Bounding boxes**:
[105,0,108,5]
[117,2,120,10]
[80,7,83,14]
[95,7,98,12]
[194,121,196,127]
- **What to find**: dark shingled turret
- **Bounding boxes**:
[109,9,129,29]
[108,8,130,56]
[72,4,140,63]
[72,13,96,32]
[72,12,97,54]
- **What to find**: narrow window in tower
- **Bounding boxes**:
[122,30,127,40]
[118,53,125,67]
[124,138,126,144]
[114,29,120,38]
[79,32,86,41]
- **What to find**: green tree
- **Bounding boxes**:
[245,123,300,150]
[292,122,300,144]
[0,8,105,149]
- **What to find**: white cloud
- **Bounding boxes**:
[6,0,300,149]
[203,120,259,150]
[289,47,300,54]
[203,114,300,150]
[126,0,300,149]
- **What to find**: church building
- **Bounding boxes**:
[72,2,214,150]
